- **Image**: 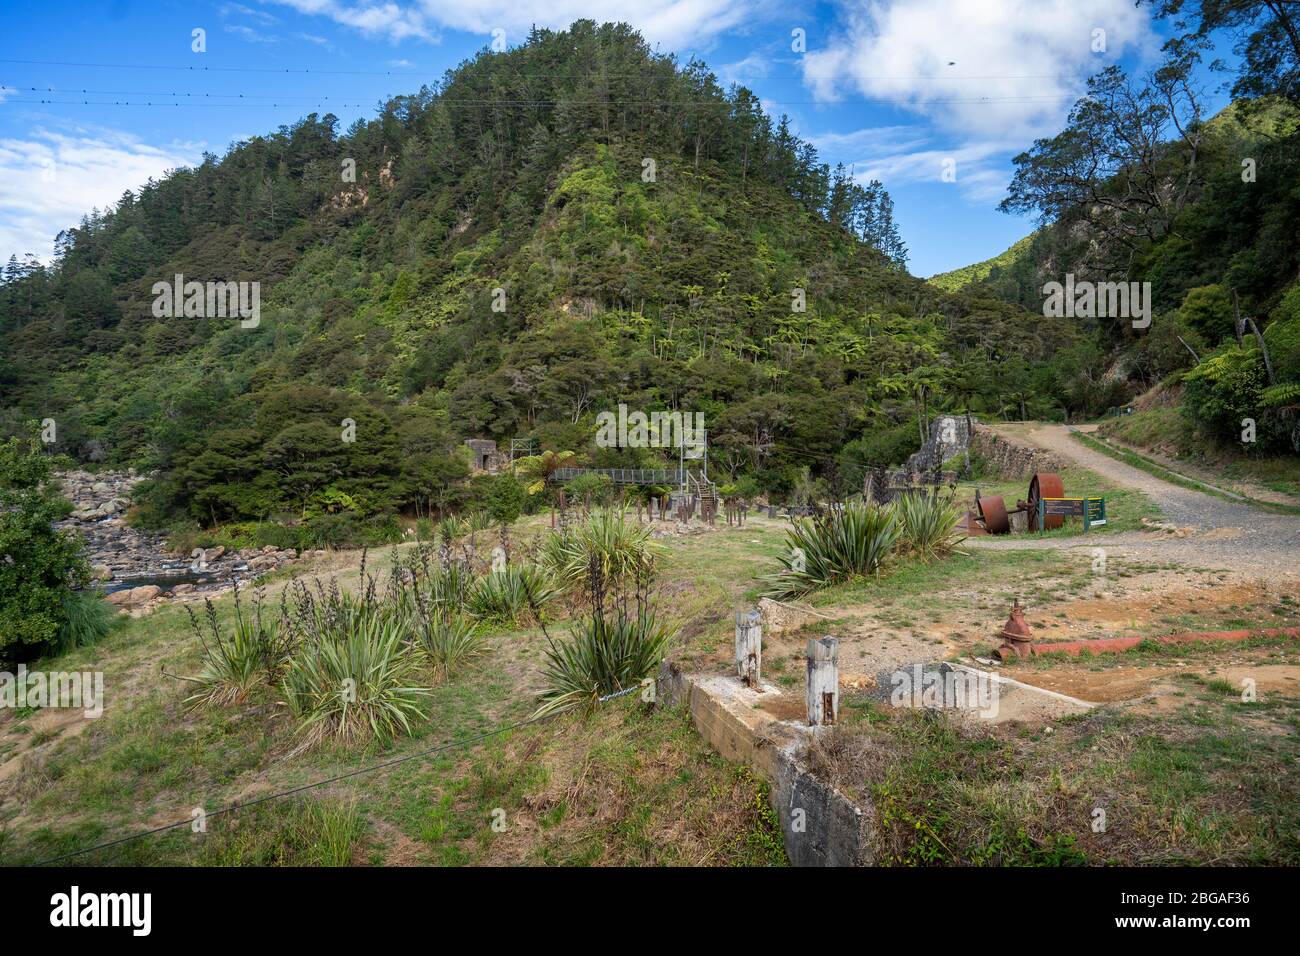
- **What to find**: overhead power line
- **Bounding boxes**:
[2,92,1075,111]
[1,57,1085,83]
[6,97,374,109]
[2,84,378,101]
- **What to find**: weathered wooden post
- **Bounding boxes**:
[806,636,839,726]
[735,607,762,688]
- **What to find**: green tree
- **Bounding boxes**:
[487,472,527,525]
[0,433,89,663]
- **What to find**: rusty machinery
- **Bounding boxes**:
[974,472,1065,534]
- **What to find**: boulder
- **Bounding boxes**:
[90,564,114,581]
[107,585,162,606]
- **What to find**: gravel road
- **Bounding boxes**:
[969,424,1300,576]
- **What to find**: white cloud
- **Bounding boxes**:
[811,124,932,159]
[0,128,203,263]
[266,0,762,49]
[222,3,279,24]
[265,1,433,42]
[226,23,280,43]
[858,141,1014,201]
[804,0,1155,139]
[801,1,1159,208]
[715,51,773,87]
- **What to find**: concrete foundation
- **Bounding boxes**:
[657,657,1094,865]
[657,663,874,866]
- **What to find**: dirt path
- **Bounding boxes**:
[970,424,1300,577]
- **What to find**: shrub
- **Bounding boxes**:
[409,611,485,680]
[539,507,665,601]
[1179,284,1234,344]
[385,546,488,677]
[1263,315,1300,382]
[1182,346,1278,448]
[180,588,287,706]
[434,515,466,544]
[893,491,967,562]
[535,606,673,717]
[731,475,761,500]
[839,422,923,484]
[280,594,429,747]
[53,590,121,655]
[486,473,526,525]
[467,564,558,624]
[388,548,475,617]
[762,503,900,598]
[563,472,615,507]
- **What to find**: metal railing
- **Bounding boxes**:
[549,467,684,485]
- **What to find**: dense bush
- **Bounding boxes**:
[838,422,923,486]
[562,472,615,507]
[180,545,563,745]
[1182,346,1277,448]
[270,575,434,746]
[486,473,527,525]
[0,435,91,664]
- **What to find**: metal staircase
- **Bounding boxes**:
[684,470,718,506]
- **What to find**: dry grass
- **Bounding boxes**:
[803,684,1300,865]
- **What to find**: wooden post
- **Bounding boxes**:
[806,637,838,726]
[735,607,762,688]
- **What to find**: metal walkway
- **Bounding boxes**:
[549,467,683,485]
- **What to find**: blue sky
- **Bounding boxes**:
[0,0,1228,277]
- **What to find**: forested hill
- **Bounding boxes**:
[946,15,1300,459]
[0,21,1066,536]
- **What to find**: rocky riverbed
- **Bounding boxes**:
[57,470,318,612]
